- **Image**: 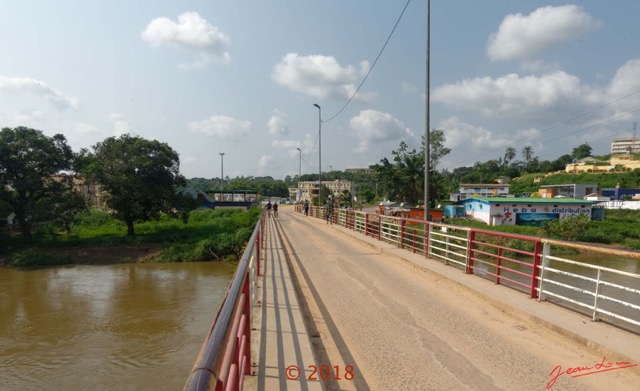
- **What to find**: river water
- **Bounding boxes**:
[0,262,236,391]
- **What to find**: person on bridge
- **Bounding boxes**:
[266,200,272,217]
[325,198,334,224]
[273,202,278,218]
[303,200,309,216]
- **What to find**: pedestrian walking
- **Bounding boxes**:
[273,202,278,218]
[266,200,272,217]
[303,200,309,216]
[325,199,334,224]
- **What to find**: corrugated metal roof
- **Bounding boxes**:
[466,197,597,204]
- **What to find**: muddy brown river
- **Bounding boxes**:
[0,262,236,391]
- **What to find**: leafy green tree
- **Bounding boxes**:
[571,143,592,160]
[51,190,88,234]
[83,135,189,236]
[373,130,451,206]
[0,127,77,242]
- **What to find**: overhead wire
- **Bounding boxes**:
[323,0,412,123]
[300,0,413,170]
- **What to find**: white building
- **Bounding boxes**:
[611,137,640,154]
[449,184,513,202]
[296,180,352,202]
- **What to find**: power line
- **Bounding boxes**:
[323,0,412,123]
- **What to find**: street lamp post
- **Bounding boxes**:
[423,0,431,221]
[219,152,225,202]
[296,147,302,202]
[313,103,321,204]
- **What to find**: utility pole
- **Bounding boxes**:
[423,0,431,221]
[219,152,225,202]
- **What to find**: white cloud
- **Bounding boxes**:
[438,117,513,151]
[142,12,231,68]
[14,110,45,123]
[189,115,251,140]
[257,155,279,175]
[0,76,79,110]
[487,5,602,62]
[401,81,417,93]
[607,59,640,103]
[272,53,373,101]
[267,109,290,135]
[349,110,414,153]
[108,113,134,137]
[432,71,600,121]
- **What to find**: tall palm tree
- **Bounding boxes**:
[522,145,534,162]
[504,147,517,164]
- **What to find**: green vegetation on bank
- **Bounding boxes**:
[1,208,261,267]
[448,209,640,251]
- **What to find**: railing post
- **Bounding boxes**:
[426,223,433,258]
[495,248,502,284]
[444,231,450,266]
[365,213,369,236]
[256,232,262,277]
[242,273,252,375]
[537,242,550,302]
[530,240,542,299]
[399,219,406,249]
[466,230,475,274]
[377,215,381,241]
[592,269,602,322]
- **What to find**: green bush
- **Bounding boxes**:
[10,250,71,267]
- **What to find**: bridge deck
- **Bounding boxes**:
[246,206,640,390]
[244,214,322,391]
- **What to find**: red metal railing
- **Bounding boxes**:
[306,206,544,298]
[297,205,639,329]
[466,228,542,298]
[183,210,265,391]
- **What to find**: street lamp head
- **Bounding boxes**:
[313,103,320,109]
[296,147,301,151]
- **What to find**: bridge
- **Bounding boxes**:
[183,205,640,391]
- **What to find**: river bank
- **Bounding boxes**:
[0,243,167,266]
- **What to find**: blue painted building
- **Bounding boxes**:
[456,197,599,226]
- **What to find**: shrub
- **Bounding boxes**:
[10,250,71,267]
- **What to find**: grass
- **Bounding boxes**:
[0,207,261,266]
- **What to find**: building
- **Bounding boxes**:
[457,197,598,226]
[345,167,374,174]
[611,137,640,154]
[601,187,640,201]
[297,180,352,202]
[449,184,513,202]
[538,184,598,199]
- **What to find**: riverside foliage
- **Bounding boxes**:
[2,207,261,266]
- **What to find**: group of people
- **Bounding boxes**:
[266,198,337,224]
[265,200,278,217]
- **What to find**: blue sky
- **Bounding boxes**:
[1,1,639,179]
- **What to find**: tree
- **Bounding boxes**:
[504,146,517,164]
[373,130,451,206]
[522,145,534,163]
[0,127,77,242]
[571,143,592,160]
[83,135,189,235]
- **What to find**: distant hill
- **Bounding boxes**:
[509,170,640,196]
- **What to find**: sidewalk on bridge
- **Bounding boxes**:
[310,213,640,366]
[244,216,323,391]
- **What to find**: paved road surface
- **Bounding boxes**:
[275,206,640,391]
